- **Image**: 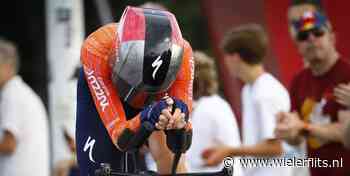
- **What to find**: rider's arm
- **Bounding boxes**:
[148,131,187,174]
[80,23,141,151]
[164,40,194,113]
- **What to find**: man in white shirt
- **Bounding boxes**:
[202,24,292,176]
[0,38,49,176]
[187,51,243,175]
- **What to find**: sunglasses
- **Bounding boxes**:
[296,27,326,42]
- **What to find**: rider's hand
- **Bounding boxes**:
[166,98,189,130]
[155,96,174,130]
[140,99,168,128]
[155,114,169,130]
[162,97,192,155]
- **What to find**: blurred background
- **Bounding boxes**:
[0,0,350,174]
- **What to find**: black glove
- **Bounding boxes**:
[140,99,168,128]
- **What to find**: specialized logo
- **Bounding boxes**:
[86,69,109,112]
[151,55,163,80]
[83,136,96,163]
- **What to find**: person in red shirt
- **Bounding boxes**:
[338,110,350,149]
[275,2,350,176]
[76,6,193,175]
[335,83,350,149]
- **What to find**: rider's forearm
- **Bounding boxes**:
[113,114,142,151]
[156,154,187,174]
[148,131,188,174]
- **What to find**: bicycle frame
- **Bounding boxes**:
[95,163,234,176]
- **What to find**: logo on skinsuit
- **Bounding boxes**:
[83,136,96,163]
[86,69,109,112]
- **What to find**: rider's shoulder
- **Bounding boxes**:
[81,23,117,55]
[87,23,117,40]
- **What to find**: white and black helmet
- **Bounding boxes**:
[112,6,184,103]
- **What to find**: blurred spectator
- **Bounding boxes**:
[186,51,243,175]
[53,68,79,176]
[0,38,49,176]
[53,129,78,176]
[202,24,292,176]
[334,83,350,108]
[335,82,350,149]
[338,110,350,149]
[275,1,350,176]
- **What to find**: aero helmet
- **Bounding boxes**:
[113,6,184,103]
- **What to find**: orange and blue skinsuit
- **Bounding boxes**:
[76,23,193,175]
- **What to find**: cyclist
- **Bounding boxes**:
[76,6,193,175]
